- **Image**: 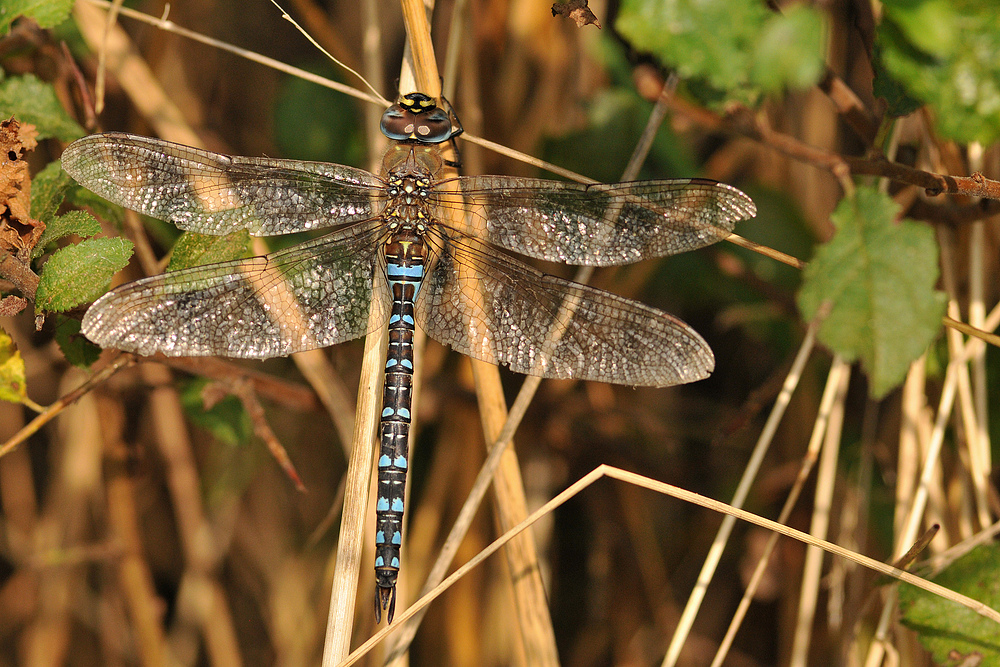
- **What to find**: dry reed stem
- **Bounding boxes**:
[98,392,169,667]
[790,356,850,667]
[663,314,820,667]
[322,327,384,662]
[340,463,1000,666]
[711,354,853,667]
[395,4,557,666]
[0,353,135,457]
[939,231,993,532]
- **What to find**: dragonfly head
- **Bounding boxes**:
[381,92,456,144]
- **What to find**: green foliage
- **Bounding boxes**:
[179,378,254,448]
[0,73,83,141]
[872,41,924,118]
[273,66,364,165]
[0,328,27,404]
[750,6,826,93]
[34,210,101,259]
[35,237,134,312]
[167,230,251,272]
[797,187,946,398]
[899,544,1000,663]
[30,160,74,224]
[67,186,125,229]
[0,0,73,34]
[877,0,1000,144]
[615,0,826,104]
[52,315,101,367]
[543,87,696,182]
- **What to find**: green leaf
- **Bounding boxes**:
[34,210,102,258]
[899,544,1000,664]
[616,0,768,102]
[797,187,946,398]
[167,230,251,272]
[0,328,27,404]
[0,0,73,35]
[883,0,958,57]
[30,159,74,223]
[180,378,253,447]
[35,237,134,312]
[750,5,826,93]
[872,40,924,118]
[877,1,1000,144]
[68,186,125,228]
[615,0,824,104]
[53,315,101,367]
[0,74,84,141]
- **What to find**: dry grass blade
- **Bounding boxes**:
[664,314,821,667]
[322,326,386,663]
[341,463,1000,665]
[711,354,853,667]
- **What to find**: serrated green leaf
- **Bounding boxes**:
[0,0,73,34]
[30,159,74,223]
[877,1,1000,144]
[616,0,824,104]
[167,230,251,272]
[35,237,134,312]
[750,5,826,93]
[34,210,102,258]
[616,0,769,103]
[0,74,83,141]
[899,544,1000,663]
[0,328,27,404]
[52,315,101,367]
[797,187,946,398]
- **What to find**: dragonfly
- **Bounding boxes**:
[61,92,756,623]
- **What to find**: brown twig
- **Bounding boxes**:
[818,68,878,145]
[209,378,307,492]
[0,353,136,458]
[0,248,39,301]
[162,356,321,412]
[669,98,1000,202]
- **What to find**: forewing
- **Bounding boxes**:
[82,220,390,359]
[416,229,714,387]
[441,176,755,266]
[62,133,383,236]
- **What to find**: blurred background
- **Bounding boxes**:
[1,0,998,665]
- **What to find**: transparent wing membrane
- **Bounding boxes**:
[441,176,756,266]
[67,125,752,382]
[416,228,714,387]
[62,133,384,236]
[82,221,390,359]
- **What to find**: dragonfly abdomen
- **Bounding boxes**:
[374,232,426,623]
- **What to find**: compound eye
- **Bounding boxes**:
[380,104,417,141]
[412,107,453,144]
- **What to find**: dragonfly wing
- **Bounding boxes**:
[416,229,713,387]
[446,176,755,266]
[62,133,384,236]
[82,220,390,359]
